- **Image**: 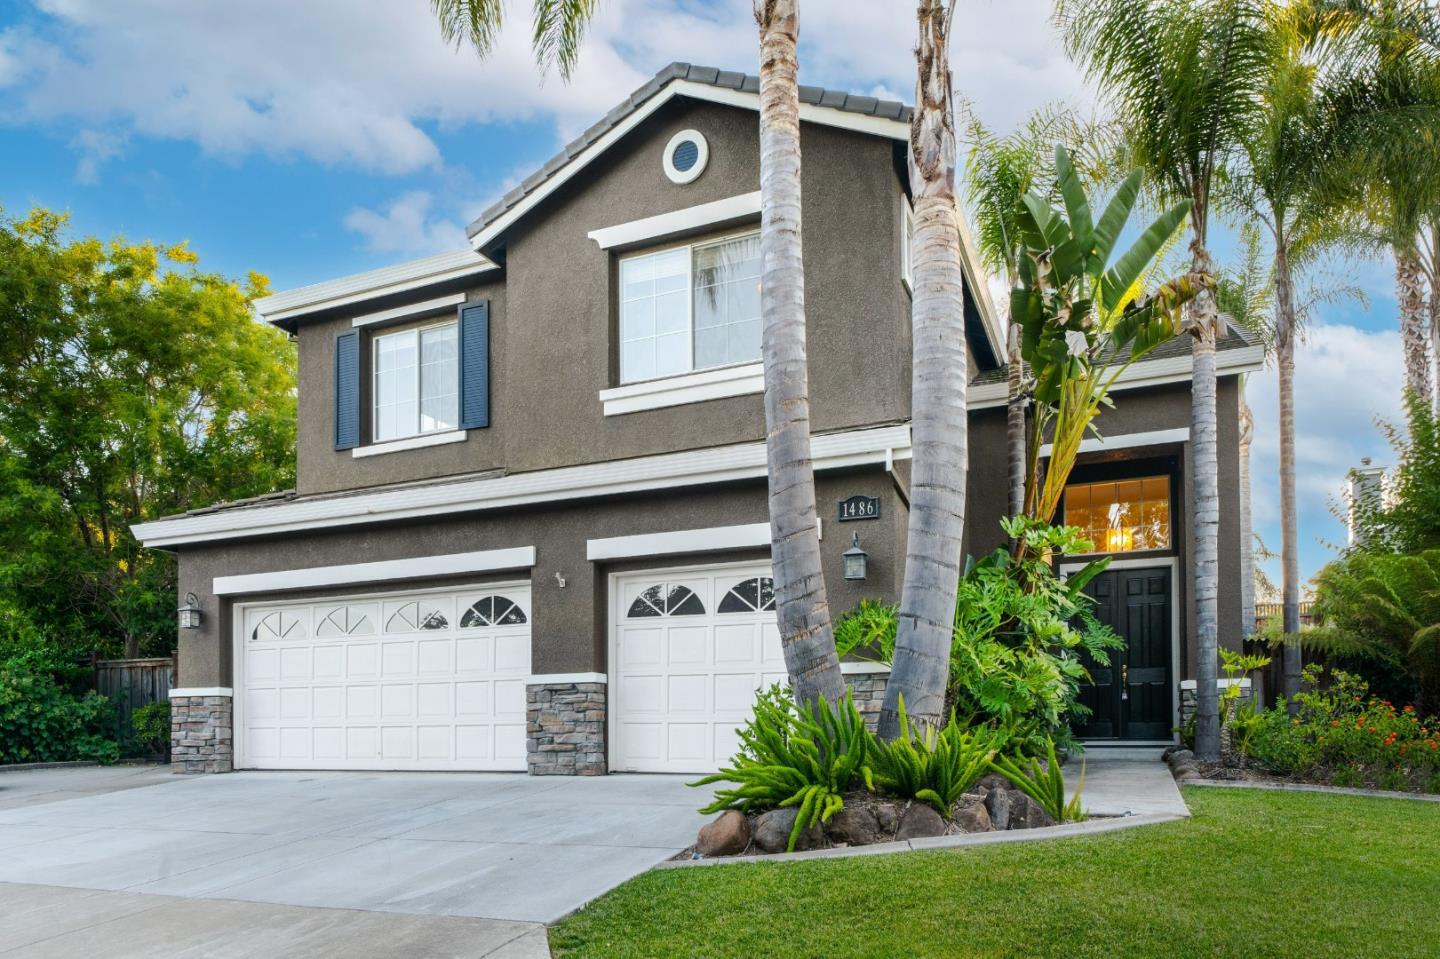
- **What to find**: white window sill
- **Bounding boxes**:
[352,429,467,458]
[600,362,764,416]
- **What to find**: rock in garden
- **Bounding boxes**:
[1006,792,1056,829]
[1173,767,1201,782]
[895,802,947,840]
[695,810,750,857]
[824,805,880,846]
[985,785,1012,830]
[752,808,823,854]
[873,802,901,838]
[952,802,993,833]
[976,773,1010,793]
[1168,749,1195,767]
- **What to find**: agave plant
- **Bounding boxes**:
[1011,146,1213,528]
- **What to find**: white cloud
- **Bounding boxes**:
[5,0,649,175]
[69,128,126,184]
[2,0,1083,182]
[343,190,467,256]
[1245,322,1407,580]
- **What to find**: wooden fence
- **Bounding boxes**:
[93,657,175,736]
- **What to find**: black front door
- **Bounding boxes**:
[1075,567,1173,741]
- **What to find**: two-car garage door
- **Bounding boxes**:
[235,586,531,771]
[234,563,783,774]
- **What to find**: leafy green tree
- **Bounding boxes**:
[1058,0,1276,760]
[962,104,1093,520]
[0,209,296,659]
[1303,0,1440,404]
[1010,147,1208,528]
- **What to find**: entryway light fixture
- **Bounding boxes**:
[843,533,868,581]
[177,592,204,630]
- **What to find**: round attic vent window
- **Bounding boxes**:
[663,130,709,184]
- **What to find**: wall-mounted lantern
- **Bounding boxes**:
[842,532,868,581]
[177,592,204,630]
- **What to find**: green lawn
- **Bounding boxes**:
[550,787,1440,958]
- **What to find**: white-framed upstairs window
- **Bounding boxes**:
[619,230,762,384]
[372,321,459,443]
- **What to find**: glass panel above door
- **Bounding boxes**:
[1063,474,1171,553]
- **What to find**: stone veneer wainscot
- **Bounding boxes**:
[527,679,607,776]
[845,669,889,732]
[170,690,233,774]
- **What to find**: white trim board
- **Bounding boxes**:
[255,251,499,325]
[587,523,771,561]
[1040,428,1189,458]
[351,429,467,459]
[528,672,607,685]
[212,546,536,596]
[967,345,1266,409]
[588,192,761,250]
[840,662,890,675]
[169,687,233,698]
[132,424,910,548]
[351,293,466,329]
[599,363,764,416]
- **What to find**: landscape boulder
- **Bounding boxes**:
[824,804,880,846]
[952,802,993,833]
[895,802,947,840]
[985,784,1013,830]
[873,801,901,838]
[752,808,824,853]
[1006,792,1057,829]
[696,810,750,857]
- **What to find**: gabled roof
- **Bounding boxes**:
[465,62,912,244]
[465,61,1005,362]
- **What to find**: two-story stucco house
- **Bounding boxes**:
[132,63,1264,776]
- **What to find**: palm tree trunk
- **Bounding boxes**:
[1432,286,1440,414]
[1190,239,1221,762]
[1274,241,1303,705]
[754,0,845,709]
[878,0,967,739]
[1396,246,1432,401]
[1006,323,1026,521]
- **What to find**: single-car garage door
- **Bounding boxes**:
[611,563,786,773]
[235,585,531,771]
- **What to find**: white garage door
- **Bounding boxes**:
[612,563,786,773]
[236,585,531,771]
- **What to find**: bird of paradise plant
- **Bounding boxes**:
[1010,146,1214,534]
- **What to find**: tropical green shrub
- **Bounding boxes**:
[1242,666,1440,789]
[991,738,1085,822]
[0,659,118,764]
[870,700,1004,815]
[835,518,1123,752]
[130,700,171,756]
[691,686,875,852]
[1309,548,1440,712]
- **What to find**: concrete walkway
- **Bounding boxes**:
[1069,746,1191,819]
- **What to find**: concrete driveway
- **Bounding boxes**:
[0,766,711,957]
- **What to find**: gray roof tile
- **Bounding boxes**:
[465,61,914,241]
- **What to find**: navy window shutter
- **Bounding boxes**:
[334,331,361,450]
[459,300,491,429]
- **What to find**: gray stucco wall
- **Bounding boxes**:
[294,98,916,497]
[965,375,1248,681]
[174,467,906,688]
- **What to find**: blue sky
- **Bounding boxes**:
[0,0,1410,590]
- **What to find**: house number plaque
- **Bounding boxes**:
[837,495,881,522]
